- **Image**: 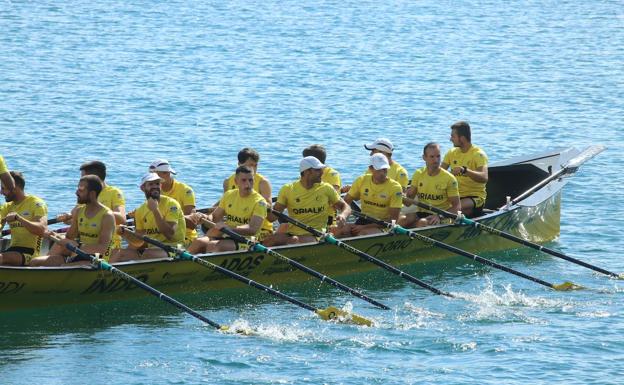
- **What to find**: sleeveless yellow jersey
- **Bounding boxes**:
[76,205,113,259]
[98,184,125,249]
[348,174,403,221]
[218,189,269,239]
[0,155,8,175]
[135,195,186,246]
[225,172,272,234]
[410,167,459,214]
[443,145,488,200]
[277,181,340,236]
[161,179,197,242]
[322,167,342,189]
[0,195,47,258]
[364,161,409,188]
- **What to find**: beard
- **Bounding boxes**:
[4,191,16,202]
[76,194,90,204]
[145,189,160,200]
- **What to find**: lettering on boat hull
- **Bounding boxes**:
[81,274,149,294]
[0,281,25,294]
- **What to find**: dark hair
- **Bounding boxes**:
[450,121,471,142]
[237,148,260,164]
[423,142,440,155]
[10,171,25,190]
[79,175,104,197]
[302,144,327,164]
[235,165,254,175]
[80,160,107,181]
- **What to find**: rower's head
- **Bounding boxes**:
[450,121,471,147]
[237,148,260,172]
[140,173,162,200]
[302,144,327,164]
[80,160,107,181]
[149,159,176,182]
[369,153,389,182]
[1,171,25,202]
[422,142,442,170]
[76,175,103,204]
[365,138,394,161]
[234,166,254,196]
[300,156,325,185]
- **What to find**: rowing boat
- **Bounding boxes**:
[0,147,595,312]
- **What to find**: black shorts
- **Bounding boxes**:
[354,217,383,227]
[4,246,34,266]
[464,196,485,217]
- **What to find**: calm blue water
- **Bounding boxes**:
[1,0,623,384]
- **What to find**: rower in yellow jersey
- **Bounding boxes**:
[189,166,269,253]
[363,138,409,190]
[264,156,351,246]
[111,173,186,262]
[302,144,342,191]
[31,175,115,266]
[400,142,460,228]
[337,153,403,237]
[0,171,48,266]
[149,159,199,244]
[0,155,16,192]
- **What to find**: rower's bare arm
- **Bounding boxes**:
[259,179,272,203]
[388,207,401,222]
[183,204,198,228]
[449,196,461,214]
[3,213,48,237]
[96,212,115,254]
[467,165,488,183]
[111,204,126,225]
[267,202,286,222]
[64,206,81,240]
[148,199,175,240]
[333,200,351,225]
[233,215,263,236]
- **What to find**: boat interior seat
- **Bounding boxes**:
[485,164,549,209]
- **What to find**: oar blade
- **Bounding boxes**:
[316,306,373,327]
[553,281,584,291]
[218,325,255,336]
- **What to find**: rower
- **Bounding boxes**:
[31,175,114,266]
[111,173,186,262]
[263,157,351,246]
[188,166,269,253]
[0,155,16,192]
[0,171,48,266]
[441,121,489,218]
[302,144,342,192]
[149,159,199,244]
[400,142,460,228]
[363,138,409,191]
[336,153,403,237]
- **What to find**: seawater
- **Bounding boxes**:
[1,1,623,384]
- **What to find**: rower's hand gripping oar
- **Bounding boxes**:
[414,201,623,280]
[46,233,229,331]
[351,212,582,291]
[269,208,454,298]
[121,226,374,327]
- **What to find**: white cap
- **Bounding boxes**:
[299,156,326,172]
[364,138,394,154]
[149,159,176,174]
[139,172,161,187]
[370,153,390,170]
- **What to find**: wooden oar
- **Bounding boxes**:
[46,233,229,331]
[351,211,582,291]
[269,208,453,298]
[121,226,374,327]
[502,145,605,208]
[413,201,623,279]
[200,219,389,311]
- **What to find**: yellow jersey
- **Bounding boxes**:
[76,205,113,259]
[322,167,342,189]
[225,172,272,234]
[0,195,47,259]
[443,145,488,200]
[364,161,409,188]
[410,167,459,214]
[98,184,125,249]
[135,196,186,246]
[218,189,269,239]
[277,181,340,236]
[348,174,403,221]
[0,155,8,175]
[161,179,197,242]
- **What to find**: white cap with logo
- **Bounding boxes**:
[370,153,390,170]
[139,172,161,187]
[364,138,394,154]
[149,159,177,174]
[300,156,326,172]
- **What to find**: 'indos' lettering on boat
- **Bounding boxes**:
[219,255,264,273]
[81,274,149,294]
[0,281,25,294]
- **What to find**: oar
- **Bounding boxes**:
[121,226,374,327]
[46,233,228,331]
[269,208,453,298]
[200,220,389,311]
[502,145,605,208]
[351,211,581,291]
[2,214,66,237]
[414,201,623,279]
